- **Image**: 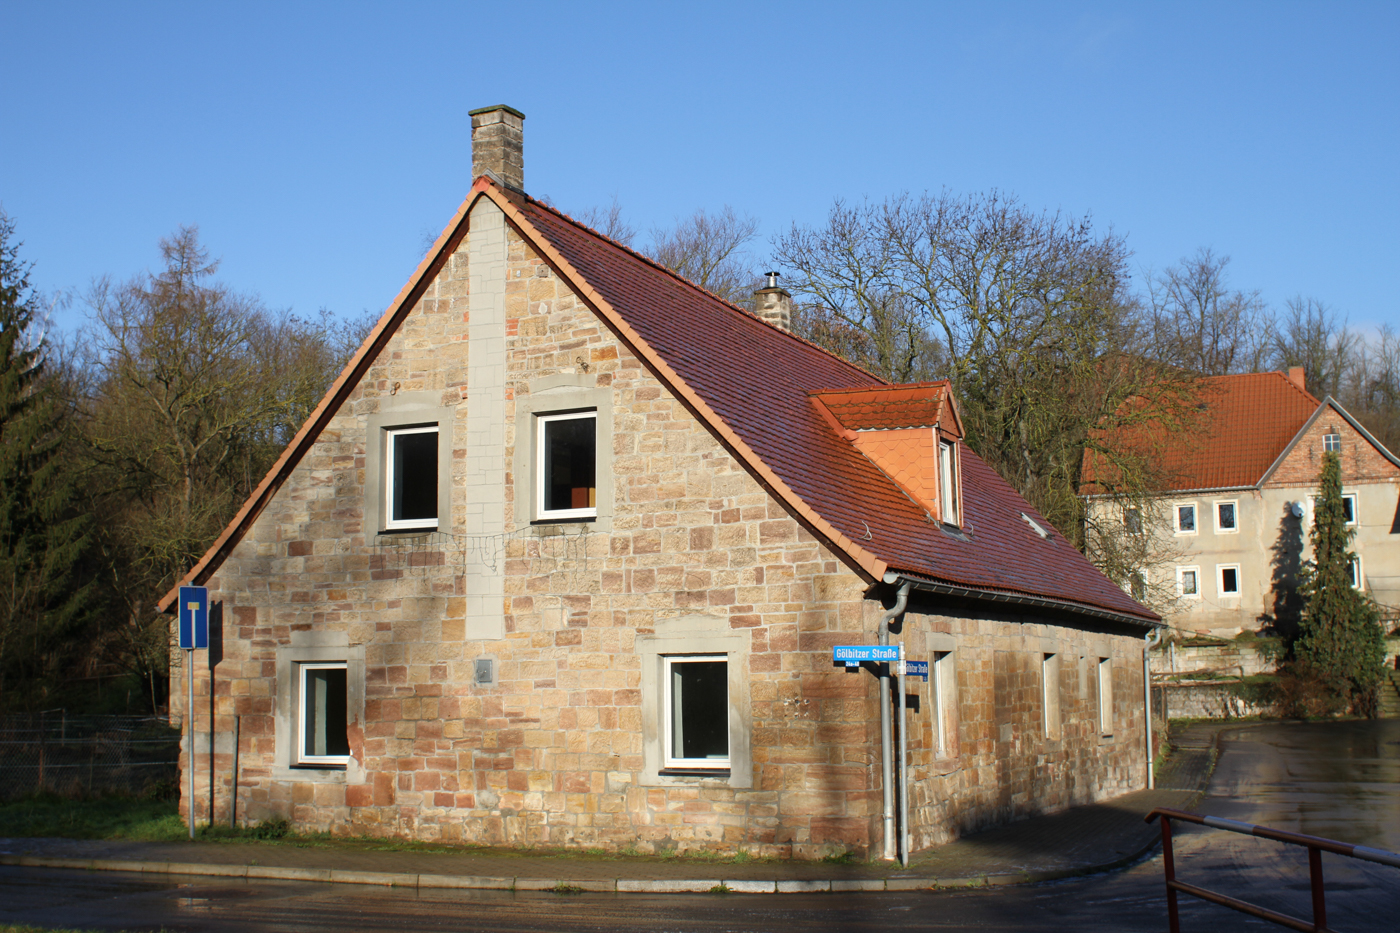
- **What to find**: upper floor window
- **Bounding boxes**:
[1215,500,1238,534]
[1174,503,1197,535]
[537,411,597,521]
[384,425,439,531]
[938,440,960,526]
[1310,493,1357,527]
[1348,556,1362,590]
[1124,508,1142,535]
[1218,563,1241,597]
[1177,566,1200,598]
[1323,433,1341,452]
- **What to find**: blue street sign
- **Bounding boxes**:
[178,586,209,650]
[834,644,901,667]
[904,660,929,680]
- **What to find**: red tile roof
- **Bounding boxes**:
[1084,371,1321,492]
[161,179,1158,625]
[812,383,962,433]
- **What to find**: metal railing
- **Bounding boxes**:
[1145,806,1400,933]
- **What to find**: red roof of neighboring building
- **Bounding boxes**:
[1083,371,1322,493]
[159,179,1158,625]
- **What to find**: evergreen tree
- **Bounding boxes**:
[1293,451,1385,715]
[0,210,92,710]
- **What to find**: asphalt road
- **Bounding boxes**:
[3,719,1397,932]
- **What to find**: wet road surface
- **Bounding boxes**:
[3,719,1396,932]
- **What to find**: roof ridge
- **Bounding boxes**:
[509,187,889,388]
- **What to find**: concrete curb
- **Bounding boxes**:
[0,837,1174,895]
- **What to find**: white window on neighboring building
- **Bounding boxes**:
[1097,658,1113,737]
[384,425,439,531]
[536,411,598,521]
[663,655,730,770]
[1323,433,1341,452]
[1215,500,1238,534]
[1124,507,1143,535]
[1174,503,1198,535]
[1349,556,1362,590]
[1177,566,1200,598]
[1309,493,1357,528]
[1127,570,1147,602]
[297,662,349,767]
[1218,564,1241,597]
[931,650,957,758]
[938,440,960,526]
[1042,653,1061,741]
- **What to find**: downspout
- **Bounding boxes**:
[1144,627,1162,790]
[879,581,911,862]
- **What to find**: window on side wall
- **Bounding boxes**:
[297,662,349,767]
[1177,566,1200,598]
[1042,653,1061,741]
[536,411,597,521]
[1097,658,1113,737]
[1215,500,1238,534]
[938,439,960,526]
[1174,503,1197,535]
[384,425,439,531]
[931,650,957,758]
[663,655,729,770]
[1218,564,1241,597]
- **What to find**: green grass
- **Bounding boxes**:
[0,794,185,841]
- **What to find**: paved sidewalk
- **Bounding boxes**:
[0,726,1218,895]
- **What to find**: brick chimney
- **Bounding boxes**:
[1287,366,1306,391]
[469,105,525,190]
[753,272,793,331]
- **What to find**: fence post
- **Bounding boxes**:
[1160,816,1180,933]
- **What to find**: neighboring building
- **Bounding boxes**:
[1087,369,1400,638]
[161,106,1160,860]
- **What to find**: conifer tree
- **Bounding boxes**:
[0,210,92,709]
[1293,450,1385,715]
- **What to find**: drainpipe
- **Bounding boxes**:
[878,581,911,862]
[1144,627,1162,790]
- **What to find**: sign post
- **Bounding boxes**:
[178,586,208,840]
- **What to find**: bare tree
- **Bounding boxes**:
[1266,296,1356,399]
[1346,325,1400,451]
[573,197,637,248]
[646,205,761,306]
[1147,248,1269,375]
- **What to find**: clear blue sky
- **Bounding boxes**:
[2,1,1396,337]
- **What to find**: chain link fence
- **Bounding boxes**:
[0,711,180,800]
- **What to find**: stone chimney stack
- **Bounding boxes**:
[753,272,793,331]
[1288,366,1306,391]
[469,105,526,190]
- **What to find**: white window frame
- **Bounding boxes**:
[535,410,598,521]
[383,425,440,531]
[1323,433,1341,453]
[1217,563,1241,598]
[1177,565,1200,599]
[1126,569,1147,602]
[1173,502,1198,535]
[938,439,960,526]
[1349,555,1363,590]
[1123,507,1143,536]
[931,649,957,759]
[296,661,350,767]
[1042,653,1061,741]
[1097,657,1113,738]
[1214,499,1239,534]
[662,654,730,770]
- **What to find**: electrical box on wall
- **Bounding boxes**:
[474,657,495,686]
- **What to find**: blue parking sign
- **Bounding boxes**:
[178,586,209,649]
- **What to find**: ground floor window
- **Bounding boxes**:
[298,662,349,766]
[1097,657,1114,737]
[663,655,729,769]
[931,649,957,758]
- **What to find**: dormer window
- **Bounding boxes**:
[939,440,960,526]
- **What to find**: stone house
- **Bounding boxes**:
[1086,369,1400,639]
[161,105,1161,860]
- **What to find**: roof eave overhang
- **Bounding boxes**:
[882,570,1162,629]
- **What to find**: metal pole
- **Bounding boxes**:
[1144,628,1160,790]
[1308,846,1327,931]
[1161,816,1180,933]
[186,647,195,840]
[897,651,909,867]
